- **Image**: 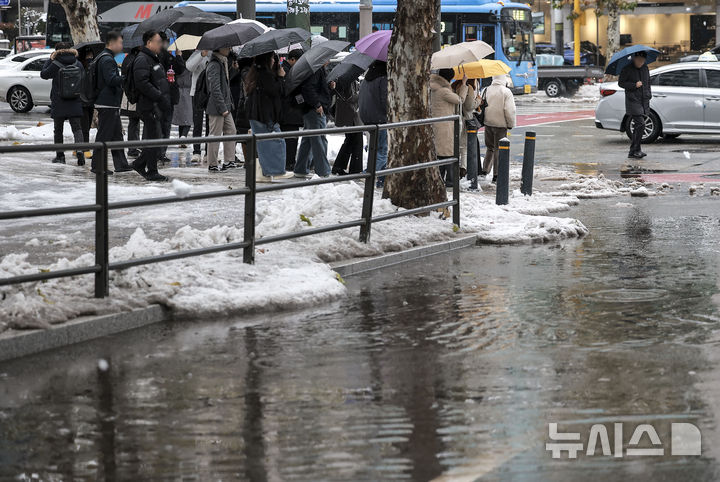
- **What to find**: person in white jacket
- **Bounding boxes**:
[186,50,210,163]
[481,74,516,183]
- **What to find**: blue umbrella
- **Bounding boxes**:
[605,45,660,75]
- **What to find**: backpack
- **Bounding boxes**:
[474,89,488,128]
[53,60,84,100]
[81,51,111,104]
[193,57,219,111]
[123,55,139,105]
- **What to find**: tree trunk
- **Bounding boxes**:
[606,4,620,59]
[53,0,100,43]
[384,0,447,209]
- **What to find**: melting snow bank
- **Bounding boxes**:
[1,173,599,329]
[0,123,97,142]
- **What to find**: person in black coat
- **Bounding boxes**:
[618,51,652,159]
[332,80,363,175]
[40,42,85,165]
[121,48,142,158]
[91,30,134,175]
[131,30,171,182]
[157,31,186,161]
[280,49,305,171]
[294,64,333,178]
[359,60,388,187]
[77,46,95,147]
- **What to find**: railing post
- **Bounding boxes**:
[521,131,536,196]
[359,126,379,243]
[495,138,510,206]
[94,144,109,298]
[452,115,461,227]
[243,136,257,264]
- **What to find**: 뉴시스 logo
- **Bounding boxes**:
[546,422,702,458]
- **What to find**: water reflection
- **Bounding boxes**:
[2,193,720,480]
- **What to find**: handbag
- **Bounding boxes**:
[474,89,488,128]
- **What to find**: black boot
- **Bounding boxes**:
[51,154,66,164]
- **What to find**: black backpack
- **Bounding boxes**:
[53,60,84,100]
[81,51,111,104]
[122,56,139,105]
[193,58,219,111]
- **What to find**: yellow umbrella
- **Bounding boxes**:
[169,34,201,52]
[453,59,511,80]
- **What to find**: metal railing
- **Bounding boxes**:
[0,115,462,298]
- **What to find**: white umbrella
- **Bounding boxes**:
[431,40,494,69]
[169,34,201,52]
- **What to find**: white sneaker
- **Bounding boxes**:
[294,172,312,179]
[191,153,200,164]
[276,171,294,179]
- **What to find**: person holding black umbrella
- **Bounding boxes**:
[332,79,363,175]
[205,46,237,172]
[280,49,305,171]
[158,31,186,163]
[132,30,171,182]
[618,51,652,159]
[244,52,293,181]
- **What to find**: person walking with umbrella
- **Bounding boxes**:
[244,52,293,181]
[358,60,388,187]
[204,46,237,172]
[158,32,186,163]
[280,49,305,171]
[332,79,363,175]
[618,51,652,159]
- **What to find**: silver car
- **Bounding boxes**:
[594,61,720,143]
[0,52,52,113]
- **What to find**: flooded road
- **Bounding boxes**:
[3,190,720,480]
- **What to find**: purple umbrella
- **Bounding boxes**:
[355,30,392,62]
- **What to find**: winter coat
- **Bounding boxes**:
[300,67,331,113]
[186,50,210,96]
[281,59,305,126]
[94,48,123,108]
[233,66,251,130]
[159,48,186,105]
[120,51,137,115]
[40,48,83,119]
[245,65,284,125]
[618,63,652,116]
[205,53,233,117]
[458,83,481,166]
[334,81,361,127]
[482,77,516,130]
[359,62,388,125]
[172,69,193,126]
[430,74,467,159]
[133,47,171,115]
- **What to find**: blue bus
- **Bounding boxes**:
[174,0,537,93]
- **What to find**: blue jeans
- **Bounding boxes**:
[374,129,389,185]
[295,111,330,177]
[249,120,286,176]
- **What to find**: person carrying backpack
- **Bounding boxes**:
[90,30,134,175]
[41,42,86,166]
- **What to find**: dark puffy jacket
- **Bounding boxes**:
[618,63,652,116]
[159,48,186,105]
[94,48,123,107]
[334,80,361,127]
[133,47,171,115]
[245,65,284,125]
[300,67,331,113]
[281,60,304,126]
[359,62,388,124]
[40,48,83,119]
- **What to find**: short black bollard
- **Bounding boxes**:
[495,138,510,205]
[521,131,536,196]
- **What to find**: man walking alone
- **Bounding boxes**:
[619,51,652,159]
[205,47,237,172]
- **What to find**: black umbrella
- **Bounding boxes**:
[131,6,202,42]
[286,40,350,93]
[197,19,269,51]
[122,24,175,52]
[327,51,374,85]
[73,40,105,57]
[168,11,230,37]
[237,28,311,59]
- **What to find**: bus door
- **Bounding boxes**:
[464,24,496,87]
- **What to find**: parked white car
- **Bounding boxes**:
[0,52,52,113]
[595,61,720,143]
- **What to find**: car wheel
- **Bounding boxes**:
[625,111,661,144]
[544,80,564,98]
[9,86,33,113]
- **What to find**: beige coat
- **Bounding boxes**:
[482,77,516,129]
[430,74,467,165]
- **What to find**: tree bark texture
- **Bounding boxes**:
[384,0,448,209]
[53,0,100,43]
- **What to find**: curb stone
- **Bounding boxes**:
[0,236,479,362]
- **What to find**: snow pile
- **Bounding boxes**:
[554,173,626,198]
[524,84,600,104]
[0,123,97,142]
[0,177,594,328]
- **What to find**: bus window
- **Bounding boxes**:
[463,25,478,42]
[500,9,534,62]
[480,26,495,60]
